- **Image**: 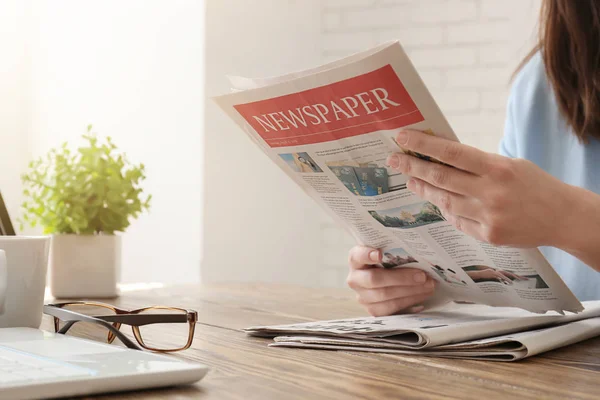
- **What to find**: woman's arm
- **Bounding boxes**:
[557,185,600,271]
[386,129,600,272]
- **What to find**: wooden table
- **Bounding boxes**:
[40,283,600,399]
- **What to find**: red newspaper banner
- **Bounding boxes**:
[234,65,424,148]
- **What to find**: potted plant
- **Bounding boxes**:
[20,126,151,298]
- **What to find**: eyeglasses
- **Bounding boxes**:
[44,301,197,352]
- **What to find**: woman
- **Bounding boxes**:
[347,0,600,316]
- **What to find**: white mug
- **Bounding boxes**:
[0,236,50,328]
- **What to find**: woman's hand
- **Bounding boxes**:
[386,129,580,249]
[347,246,436,316]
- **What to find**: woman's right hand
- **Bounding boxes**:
[346,246,436,317]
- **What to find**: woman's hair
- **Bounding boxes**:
[517,0,600,142]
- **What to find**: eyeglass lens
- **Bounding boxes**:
[54,304,192,351]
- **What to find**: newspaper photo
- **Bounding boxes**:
[245,301,600,362]
[214,41,583,314]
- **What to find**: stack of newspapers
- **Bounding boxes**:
[244,301,600,362]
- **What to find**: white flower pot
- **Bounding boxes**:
[49,234,121,299]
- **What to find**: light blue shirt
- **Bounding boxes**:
[500,52,600,300]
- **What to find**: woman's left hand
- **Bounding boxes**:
[386,129,577,249]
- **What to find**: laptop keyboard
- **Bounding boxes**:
[0,347,93,386]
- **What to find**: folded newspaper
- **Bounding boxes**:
[214,41,583,314]
[245,301,600,361]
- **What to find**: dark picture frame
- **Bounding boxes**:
[0,191,15,235]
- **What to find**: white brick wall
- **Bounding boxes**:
[317,0,540,287]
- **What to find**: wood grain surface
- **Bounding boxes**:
[40,283,600,399]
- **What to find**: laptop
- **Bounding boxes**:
[0,328,208,399]
[0,196,209,398]
[0,192,15,236]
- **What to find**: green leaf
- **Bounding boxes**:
[19,126,151,233]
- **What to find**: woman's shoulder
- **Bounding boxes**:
[502,51,564,158]
[510,51,552,107]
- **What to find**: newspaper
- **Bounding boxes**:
[214,41,583,314]
[269,318,600,361]
[245,301,600,361]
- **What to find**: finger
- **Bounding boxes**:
[356,279,436,304]
[365,292,435,317]
[348,246,380,270]
[394,129,490,175]
[388,152,481,196]
[407,178,483,220]
[350,267,429,289]
[444,213,484,241]
[407,305,425,313]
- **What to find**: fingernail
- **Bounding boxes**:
[406,178,416,190]
[425,280,435,289]
[369,250,380,263]
[409,305,425,313]
[396,130,408,145]
[386,154,399,168]
[413,272,426,283]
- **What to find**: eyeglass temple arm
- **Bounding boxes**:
[96,313,190,326]
[47,303,195,326]
[46,306,142,351]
